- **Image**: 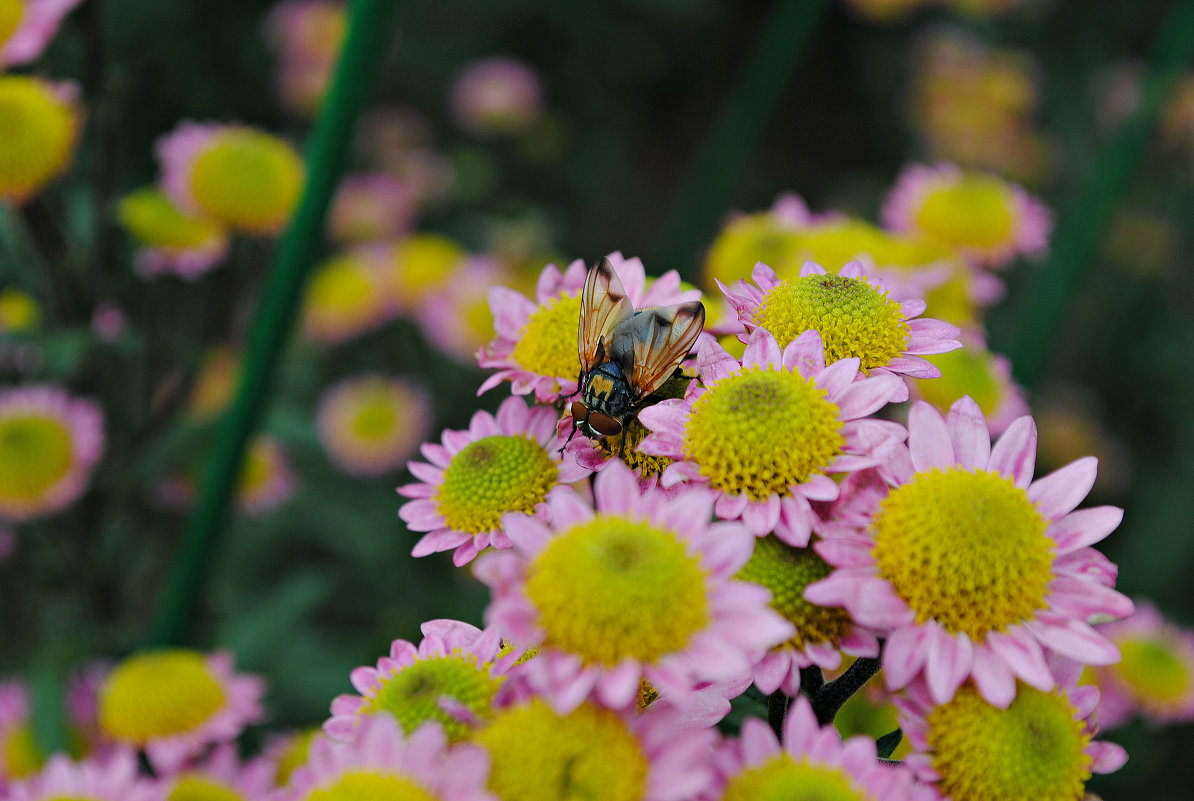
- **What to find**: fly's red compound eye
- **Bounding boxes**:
[570,402,589,423]
[588,412,623,436]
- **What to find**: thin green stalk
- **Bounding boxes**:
[1007,0,1194,389]
[147,0,400,647]
[649,0,829,280]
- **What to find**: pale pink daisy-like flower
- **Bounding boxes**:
[6,750,161,801]
[450,57,544,137]
[882,162,1051,268]
[90,302,127,343]
[477,252,701,402]
[280,716,493,801]
[710,696,926,801]
[158,742,273,800]
[0,679,44,783]
[0,76,81,203]
[475,460,794,715]
[237,434,296,516]
[325,619,510,744]
[910,331,1028,436]
[399,396,592,566]
[316,374,431,477]
[637,327,906,546]
[415,257,506,365]
[65,661,114,760]
[718,260,960,402]
[806,397,1134,708]
[301,247,396,345]
[327,172,417,244]
[118,187,230,281]
[0,0,84,68]
[97,649,265,772]
[0,384,103,522]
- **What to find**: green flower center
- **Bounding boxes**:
[721,754,873,801]
[168,776,247,801]
[366,652,503,742]
[913,175,1017,250]
[118,188,224,250]
[0,76,76,201]
[1115,635,1193,705]
[0,414,74,501]
[98,650,227,744]
[510,292,583,381]
[435,435,557,534]
[304,770,436,801]
[189,129,303,234]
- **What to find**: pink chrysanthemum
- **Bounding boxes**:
[325,619,509,744]
[475,460,794,715]
[718,260,960,402]
[159,742,274,801]
[637,327,906,546]
[882,163,1051,268]
[327,172,416,244]
[0,76,82,204]
[399,396,591,566]
[477,253,701,402]
[450,57,544,137]
[97,649,265,772]
[6,750,161,801]
[0,384,103,522]
[237,435,295,516]
[118,187,230,281]
[710,696,926,801]
[0,0,83,67]
[415,258,507,365]
[280,716,493,801]
[301,247,396,345]
[806,397,1134,709]
[316,374,431,477]
[910,332,1028,436]
[65,661,113,760]
[0,679,45,783]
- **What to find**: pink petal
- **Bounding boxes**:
[1026,619,1120,665]
[988,416,1037,488]
[834,372,901,419]
[924,624,973,704]
[883,625,930,690]
[908,401,953,471]
[1028,457,1098,519]
[1049,506,1124,553]
[986,627,1054,691]
[970,645,1017,708]
[946,396,990,469]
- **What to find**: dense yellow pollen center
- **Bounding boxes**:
[305,770,436,801]
[475,699,648,801]
[391,235,466,297]
[927,684,1092,801]
[597,416,671,477]
[365,652,502,742]
[872,468,1053,639]
[510,292,583,380]
[0,414,74,500]
[118,188,223,250]
[168,775,247,801]
[238,439,277,495]
[0,76,77,201]
[0,0,25,47]
[188,130,303,234]
[98,650,226,743]
[1,721,45,779]
[736,535,849,650]
[913,176,1017,249]
[435,434,557,534]
[304,255,379,328]
[1115,636,1193,704]
[684,368,845,500]
[754,274,909,370]
[721,754,871,801]
[0,287,39,332]
[704,215,804,287]
[525,514,710,665]
[350,394,399,439]
[918,348,1002,415]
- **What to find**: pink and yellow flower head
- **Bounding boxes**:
[0,287,40,333]
[0,76,81,203]
[0,0,83,67]
[0,679,46,782]
[237,434,295,517]
[476,460,794,715]
[327,172,416,244]
[0,384,103,522]
[379,233,470,316]
[399,396,592,566]
[807,397,1134,709]
[159,742,274,801]
[264,0,346,116]
[187,346,241,420]
[415,257,506,364]
[301,247,394,345]
[911,333,1028,436]
[316,373,431,477]
[450,57,544,137]
[156,122,304,236]
[118,187,230,280]
[5,750,161,801]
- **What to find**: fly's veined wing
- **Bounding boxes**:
[607,301,705,400]
[578,256,635,374]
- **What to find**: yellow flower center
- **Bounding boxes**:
[238,437,280,498]
[273,728,319,787]
[169,775,247,801]
[510,291,583,381]
[524,514,710,665]
[1,721,45,779]
[188,129,303,234]
[188,348,240,420]
[435,435,557,534]
[303,770,436,801]
[684,367,845,501]
[777,219,952,277]
[927,684,1092,801]
[754,274,909,369]
[912,175,1018,251]
[364,652,503,742]
[350,393,400,440]
[475,699,648,801]
[596,416,671,477]
[872,468,1053,639]
[0,0,25,48]
[704,214,804,288]
[118,188,224,250]
[720,754,874,801]
[1114,635,1193,706]
[736,535,850,651]
[917,348,1003,418]
[98,650,227,744]
[0,287,40,332]
[303,253,383,339]
[0,414,74,503]
[0,76,78,202]
[389,235,467,300]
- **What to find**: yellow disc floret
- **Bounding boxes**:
[704,213,804,289]
[304,771,437,801]
[872,468,1053,639]
[0,76,79,202]
[99,650,226,744]
[0,0,26,49]
[684,368,845,501]
[1114,636,1193,709]
[169,775,247,801]
[754,274,909,369]
[475,699,648,801]
[913,174,1017,251]
[721,754,871,801]
[525,514,710,665]
[302,252,385,342]
[927,683,1092,801]
[737,535,849,651]
[1,721,45,780]
[188,129,303,234]
[435,435,557,534]
[389,234,467,302]
[0,287,40,332]
[0,414,73,503]
[917,348,1004,418]
[365,653,503,742]
[118,188,225,251]
[510,291,583,380]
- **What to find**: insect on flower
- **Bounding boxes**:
[565,257,705,454]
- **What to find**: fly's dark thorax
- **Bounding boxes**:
[581,361,635,422]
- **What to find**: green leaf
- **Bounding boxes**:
[876,728,903,759]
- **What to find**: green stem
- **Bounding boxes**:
[146,0,400,647]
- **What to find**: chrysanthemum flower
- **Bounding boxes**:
[0,384,103,522]
[97,649,264,772]
[710,696,923,801]
[719,260,960,402]
[1084,601,1194,728]
[237,435,295,516]
[450,57,544,137]
[882,163,1051,268]
[399,396,590,566]
[5,750,161,801]
[414,258,505,365]
[327,172,416,244]
[378,233,470,316]
[263,0,345,116]
[0,287,39,333]
[325,619,509,744]
[301,248,394,345]
[0,679,46,781]
[316,374,431,477]
[472,696,717,801]
[280,716,492,801]
[160,743,273,801]
[911,335,1027,436]
[118,187,230,280]
[476,460,793,714]
[0,0,82,67]
[187,347,240,420]
[895,672,1127,801]
[477,253,700,402]
[64,662,111,760]
[0,76,81,203]
[157,122,304,235]
[637,328,905,545]
[254,728,320,788]
[806,397,1134,708]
